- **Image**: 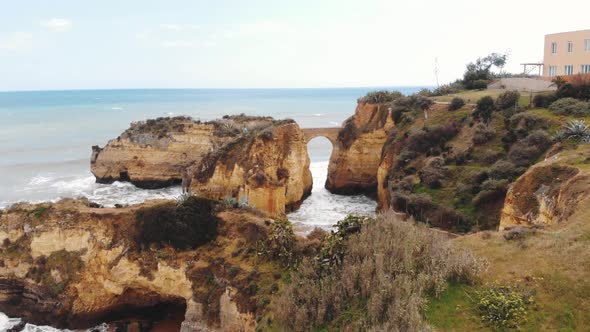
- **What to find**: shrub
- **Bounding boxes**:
[477,284,534,329]
[472,179,509,206]
[509,112,544,135]
[548,97,590,116]
[488,160,523,180]
[418,157,448,188]
[472,123,496,145]
[471,79,489,90]
[533,93,556,108]
[472,96,495,123]
[431,81,464,96]
[406,122,459,154]
[390,193,469,231]
[495,90,520,110]
[508,130,553,166]
[273,213,483,331]
[136,196,219,249]
[416,95,434,110]
[358,90,403,104]
[448,97,466,111]
[260,219,295,267]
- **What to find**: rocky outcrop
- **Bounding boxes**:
[499,145,590,230]
[91,115,312,217]
[326,102,395,194]
[0,199,278,331]
[190,121,312,217]
[91,116,225,189]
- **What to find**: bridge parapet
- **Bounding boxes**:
[301,127,341,145]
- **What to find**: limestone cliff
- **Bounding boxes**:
[191,121,312,217]
[0,199,281,331]
[499,144,590,230]
[91,115,312,217]
[326,102,395,194]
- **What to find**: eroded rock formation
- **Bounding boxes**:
[326,102,395,194]
[499,145,590,230]
[91,115,312,217]
[190,120,312,216]
[0,199,278,331]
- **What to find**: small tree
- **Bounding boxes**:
[473,96,496,123]
[464,53,509,90]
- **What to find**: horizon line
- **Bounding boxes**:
[0,85,435,94]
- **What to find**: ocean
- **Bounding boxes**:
[0,87,425,330]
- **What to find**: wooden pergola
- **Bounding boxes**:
[521,63,544,76]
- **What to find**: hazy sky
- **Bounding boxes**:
[0,0,588,91]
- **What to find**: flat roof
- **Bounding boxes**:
[545,29,590,37]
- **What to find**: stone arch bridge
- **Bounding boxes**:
[301,127,342,145]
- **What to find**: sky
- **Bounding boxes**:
[0,0,588,91]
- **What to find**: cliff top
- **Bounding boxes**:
[120,114,295,140]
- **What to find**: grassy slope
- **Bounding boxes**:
[432,89,546,107]
[426,146,590,331]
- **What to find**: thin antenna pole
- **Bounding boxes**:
[434,57,440,88]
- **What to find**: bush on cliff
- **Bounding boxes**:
[136,196,219,249]
[472,96,496,123]
[495,90,520,111]
[406,122,459,155]
[358,90,403,104]
[508,130,553,166]
[273,213,483,331]
[533,93,557,108]
[549,97,590,116]
[448,97,466,111]
[472,123,496,145]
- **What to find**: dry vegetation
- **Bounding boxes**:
[271,213,484,331]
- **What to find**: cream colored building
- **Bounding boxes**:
[543,29,590,77]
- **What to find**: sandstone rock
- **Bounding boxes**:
[0,199,272,331]
[91,116,312,216]
[327,102,394,194]
[499,145,590,230]
[190,121,311,217]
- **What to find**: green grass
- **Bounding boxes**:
[425,282,485,331]
[433,90,543,107]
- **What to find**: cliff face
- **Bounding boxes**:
[499,145,590,230]
[326,102,395,194]
[91,116,312,217]
[191,122,312,217]
[91,117,225,189]
[0,199,280,331]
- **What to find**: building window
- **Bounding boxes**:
[551,42,557,54]
[549,66,557,77]
[582,64,590,74]
[568,41,573,53]
[586,39,590,51]
[564,65,574,75]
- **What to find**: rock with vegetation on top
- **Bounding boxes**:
[91,115,312,217]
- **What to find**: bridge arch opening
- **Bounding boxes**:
[288,134,376,233]
[306,135,333,180]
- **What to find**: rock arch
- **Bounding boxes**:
[301,127,341,146]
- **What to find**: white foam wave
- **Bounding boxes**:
[27,175,53,186]
[328,121,339,126]
[0,313,110,332]
[288,161,375,234]
[313,113,324,116]
[111,107,123,110]
[2,173,181,209]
